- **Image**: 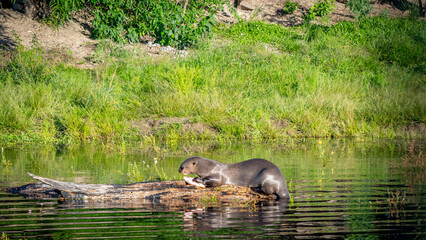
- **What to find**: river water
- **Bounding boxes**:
[0,140,424,239]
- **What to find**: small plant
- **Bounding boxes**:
[245,198,259,211]
[200,190,219,206]
[1,232,10,240]
[1,148,12,167]
[249,6,264,21]
[228,4,242,23]
[401,140,424,169]
[305,0,336,22]
[346,0,372,20]
[389,140,424,186]
[387,189,407,218]
[401,140,424,185]
[283,0,300,14]
[127,162,143,183]
[287,179,296,207]
[321,151,334,167]
[154,158,169,181]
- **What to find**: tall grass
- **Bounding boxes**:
[0,16,424,145]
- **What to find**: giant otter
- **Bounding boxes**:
[178,156,290,199]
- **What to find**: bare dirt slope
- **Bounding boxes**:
[217,0,417,25]
[0,8,94,60]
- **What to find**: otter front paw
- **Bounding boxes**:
[183,176,206,188]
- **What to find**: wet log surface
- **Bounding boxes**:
[5,173,276,207]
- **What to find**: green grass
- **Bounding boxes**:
[0,16,424,146]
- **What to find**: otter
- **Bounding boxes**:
[178,156,290,199]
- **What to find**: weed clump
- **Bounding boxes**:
[401,140,424,169]
[394,141,424,185]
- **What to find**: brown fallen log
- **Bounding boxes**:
[5,173,276,207]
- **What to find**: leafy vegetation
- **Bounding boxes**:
[49,0,224,48]
[305,0,336,21]
[282,0,300,14]
[0,16,425,146]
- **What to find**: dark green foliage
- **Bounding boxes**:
[49,0,224,48]
[282,0,300,14]
[50,0,85,26]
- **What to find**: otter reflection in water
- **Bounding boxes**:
[182,201,291,233]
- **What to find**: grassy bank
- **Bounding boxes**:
[0,16,425,146]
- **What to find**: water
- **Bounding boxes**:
[0,140,425,239]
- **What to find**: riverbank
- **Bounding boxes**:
[0,16,425,147]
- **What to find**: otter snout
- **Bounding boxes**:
[178,165,191,175]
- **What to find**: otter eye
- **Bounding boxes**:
[192,162,196,165]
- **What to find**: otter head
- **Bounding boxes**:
[179,156,222,177]
[178,156,201,175]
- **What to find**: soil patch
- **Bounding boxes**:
[131,118,218,138]
[0,8,94,60]
[217,0,419,25]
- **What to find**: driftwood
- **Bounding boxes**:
[5,173,276,208]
